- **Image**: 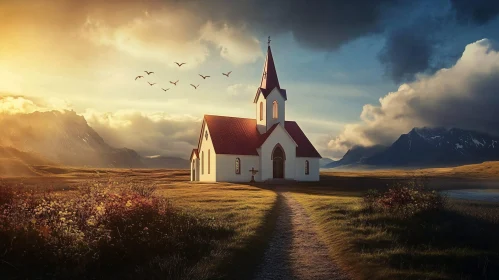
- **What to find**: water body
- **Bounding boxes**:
[442,189,499,202]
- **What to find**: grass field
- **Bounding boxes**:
[1,163,499,279]
[291,189,499,280]
[0,169,277,280]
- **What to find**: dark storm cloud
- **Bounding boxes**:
[450,0,499,25]
[378,27,434,83]
[186,0,404,50]
[327,39,499,155]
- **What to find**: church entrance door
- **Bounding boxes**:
[272,145,285,179]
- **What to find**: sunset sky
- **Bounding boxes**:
[2,0,499,159]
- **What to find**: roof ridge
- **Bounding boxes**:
[204,114,255,120]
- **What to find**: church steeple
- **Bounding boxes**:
[254,37,287,134]
[260,37,280,90]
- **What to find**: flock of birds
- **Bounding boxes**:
[135,62,232,91]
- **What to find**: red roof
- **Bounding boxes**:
[202,115,261,156]
[253,46,287,102]
[190,149,199,160]
[284,121,322,158]
[200,115,321,158]
[260,46,280,90]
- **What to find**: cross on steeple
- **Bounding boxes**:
[268,36,271,46]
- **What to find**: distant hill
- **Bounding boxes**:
[324,145,386,168]
[326,127,499,169]
[320,157,335,168]
[0,110,188,169]
[142,155,190,169]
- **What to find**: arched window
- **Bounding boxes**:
[259,102,263,121]
[235,158,241,174]
[202,151,204,174]
[208,149,211,174]
[305,160,309,175]
[272,101,278,119]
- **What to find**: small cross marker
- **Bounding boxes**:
[249,167,259,183]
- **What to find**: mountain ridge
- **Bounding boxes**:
[326,127,499,169]
[0,110,189,169]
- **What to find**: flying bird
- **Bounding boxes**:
[162,88,170,92]
[170,80,179,86]
[148,82,156,86]
[199,74,210,79]
[175,62,186,67]
[144,71,154,75]
[190,84,199,89]
[222,71,232,77]
[135,75,143,80]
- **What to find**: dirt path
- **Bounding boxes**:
[253,192,347,280]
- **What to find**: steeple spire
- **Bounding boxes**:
[259,38,280,90]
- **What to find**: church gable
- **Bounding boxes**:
[258,123,297,148]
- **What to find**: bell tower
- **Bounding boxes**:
[254,37,287,134]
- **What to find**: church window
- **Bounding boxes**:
[273,101,278,119]
[305,160,309,175]
[202,151,204,174]
[235,158,241,174]
[208,149,211,174]
[259,102,263,121]
[205,130,208,140]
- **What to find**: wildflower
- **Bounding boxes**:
[30,218,36,224]
[60,217,66,222]
[126,200,133,208]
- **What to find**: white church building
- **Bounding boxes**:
[190,41,321,182]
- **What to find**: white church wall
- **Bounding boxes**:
[198,122,217,182]
[216,154,260,182]
[259,124,296,181]
[294,157,320,181]
[265,88,286,129]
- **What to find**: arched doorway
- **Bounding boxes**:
[272,144,285,179]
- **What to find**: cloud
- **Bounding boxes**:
[1,0,264,70]
[227,84,255,97]
[83,109,201,158]
[378,26,434,83]
[200,22,262,64]
[327,38,499,157]
[0,95,71,114]
[450,0,499,25]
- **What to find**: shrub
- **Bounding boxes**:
[0,180,233,279]
[363,178,446,217]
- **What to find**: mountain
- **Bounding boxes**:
[142,155,190,169]
[0,110,187,168]
[320,157,335,167]
[324,145,386,168]
[366,127,499,167]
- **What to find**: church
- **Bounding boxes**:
[190,40,321,182]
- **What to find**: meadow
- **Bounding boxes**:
[1,162,499,279]
[0,169,277,280]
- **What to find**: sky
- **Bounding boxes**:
[2,0,499,160]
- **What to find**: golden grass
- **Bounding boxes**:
[291,191,499,280]
[324,161,499,180]
[1,168,278,279]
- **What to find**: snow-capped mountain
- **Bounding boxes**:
[366,127,499,167]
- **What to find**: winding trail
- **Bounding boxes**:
[253,192,347,280]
